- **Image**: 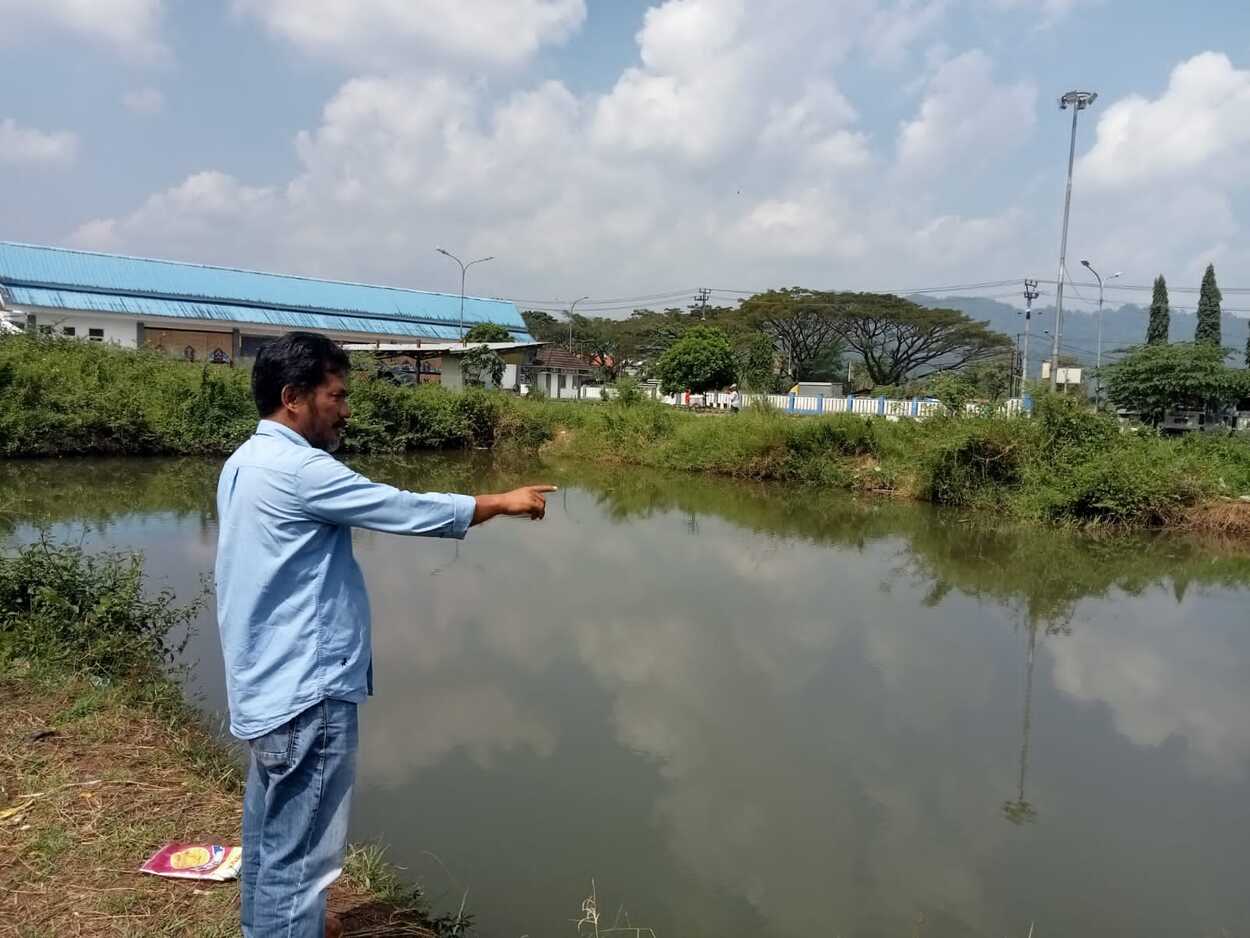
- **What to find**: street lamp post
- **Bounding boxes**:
[1050,90,1097,392]
[435,247,494,343]
[565,295,590,351]
[1081,260,1120,405]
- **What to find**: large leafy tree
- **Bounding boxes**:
[831,292,1013,386]
[1146,275,1169,345]
[739,289,844,384]
[520,310,566,344]
[736,332,780,393]
[1103,342,1238,426]
[463,322,513,343]
[652,326,737,394]
[1195,263,1222,347]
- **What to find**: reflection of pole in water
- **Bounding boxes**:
[1002,622,1038,825]
[686,508,699,536]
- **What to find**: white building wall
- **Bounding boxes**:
[22,308,139,346]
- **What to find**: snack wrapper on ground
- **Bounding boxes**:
[140,842,242,881]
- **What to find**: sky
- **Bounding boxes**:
[1,0,1249,318]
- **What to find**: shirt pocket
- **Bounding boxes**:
[248,717,297,771]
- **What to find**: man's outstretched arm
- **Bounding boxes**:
[297,451,555,536]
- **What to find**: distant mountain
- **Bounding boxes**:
[911,294,1250,372]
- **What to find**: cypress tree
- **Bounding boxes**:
[1195,263,1222,347]
[1146,275,1169,345]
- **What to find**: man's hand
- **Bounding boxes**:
[472,485,558,525]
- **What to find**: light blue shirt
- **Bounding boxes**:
[214,420,475,739]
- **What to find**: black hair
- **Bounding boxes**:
[251,331,351,416]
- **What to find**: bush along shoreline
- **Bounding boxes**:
[3,334,1250,534]
[0,538,471,936]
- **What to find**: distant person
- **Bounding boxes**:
[729,386,741,413]
[215,331,555,938]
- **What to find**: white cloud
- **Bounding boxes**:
[0,118,79,168]
[123,87,165,115]
[897,49,1037,174]
[71,171,279,257]
[1079,52,1250,190]
[61,3,1249,304]
[232,0,586,68]
[0,0,165,58]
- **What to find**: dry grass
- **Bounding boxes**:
[1178,499,1250,538]
[0,672,434,938]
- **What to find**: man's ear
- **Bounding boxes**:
[279,384,306,413]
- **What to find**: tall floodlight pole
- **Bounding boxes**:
[1050,90,1097,391]
[1081,260,1120,405]
[436,247,494,343]
[565,295,589,351]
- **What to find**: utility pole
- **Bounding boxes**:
[1050,90,1097,391]
[1022,279,1039,390]
[694,287,711,321]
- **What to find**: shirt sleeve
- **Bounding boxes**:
[296,452,475,538]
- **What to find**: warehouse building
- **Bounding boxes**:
[0,242,532,365]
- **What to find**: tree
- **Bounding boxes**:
[520,310,565,344]
[652,326,737,394]
[463,322,513,344]
[736,332,780,393]
[740,289,844,384]
[1146,275,1169,345]
[459,345,505,388]
[1195,263,1222,347]
[1103,342,1237,426]
[1245,329,1250,368]
[832,292,1013,386]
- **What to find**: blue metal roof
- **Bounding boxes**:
[0,242,531,341]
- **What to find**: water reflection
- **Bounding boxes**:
[4,456,1250,937]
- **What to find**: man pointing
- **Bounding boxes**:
[215,332,554,938]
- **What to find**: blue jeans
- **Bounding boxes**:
[241,699,358,938]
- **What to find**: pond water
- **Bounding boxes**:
[4,455,1250,938]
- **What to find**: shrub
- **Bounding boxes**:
[0,539,204,681]
[919,418,1029,507]
[613,376,644,406]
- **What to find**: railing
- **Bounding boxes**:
[663,392,1033,419]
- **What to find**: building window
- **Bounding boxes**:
[88,328,105,342]
[62,326,76,337]
[40,325,53,335]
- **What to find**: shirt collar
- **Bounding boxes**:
[256,419,312,448]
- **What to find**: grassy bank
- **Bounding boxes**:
[4,333,1250,533]
[0,334,556,456]
[0,539,469,937]
[548,395,1250,531]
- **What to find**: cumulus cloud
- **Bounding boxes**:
[58,3,1249,303]
[0,118,79,168]
[897,49,1037,174]
[1079,52,1250,190]
[0,0,165,58]
[1063,51,1250,286]
[232,0,586,68]
[123,87,165,115]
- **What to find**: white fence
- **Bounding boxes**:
[665,391,1032,419]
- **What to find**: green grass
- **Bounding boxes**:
[552,394,1250,529]
[0,334,557,457]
